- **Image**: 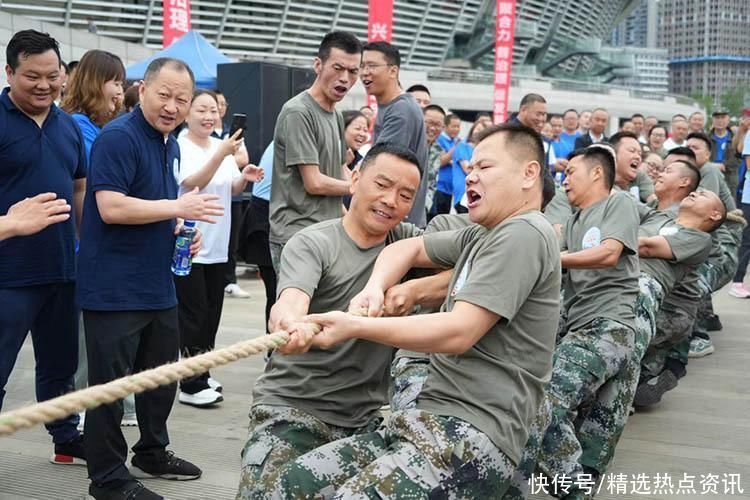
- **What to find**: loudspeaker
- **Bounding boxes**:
[217,62,315,163]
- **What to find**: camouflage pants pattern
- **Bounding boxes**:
[536,318,635,494]
[236,404,381,500]
[641,300,697,381]
[269,409,515,499]
[389,356,430,412]
[576,274,663,475]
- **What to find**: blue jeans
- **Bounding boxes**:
[0,283,80,443]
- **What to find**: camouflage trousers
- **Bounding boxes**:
[641,300,697,381]
[268,409,515,499]
[236,404,381,499]
[575,274,664,475]
[535,318,636,494]
[390,356,430,412]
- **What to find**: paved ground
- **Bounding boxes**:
[1,272,748,499]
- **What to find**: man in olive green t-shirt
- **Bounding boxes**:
[270,124,561,498]
[237,144,431,499]
[268,32,362,273]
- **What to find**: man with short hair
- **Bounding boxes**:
[664,118,689,150]
[709,109,740,196]
[269,31,362,272]
[514,93,557,172]
[610,131,656,203]
[362,41,430,228]
[405,83,430,109]
[0,29,87,467]
[549,114,571,171]
[645,115,659,137]
[77,58,218,499]
[689,111,706,133]
[631,113,647,143]
[422,104,446,216]
[271,123,561,499]
[433,113,461,215]
[560,109,581,147]
[574,107,609,148]
[237,144,425,499]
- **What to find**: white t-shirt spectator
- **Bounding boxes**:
[177,136,240,264]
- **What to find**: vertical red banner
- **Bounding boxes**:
[367,0,394,111]
[493,0,516,124]
[163,0,191,48]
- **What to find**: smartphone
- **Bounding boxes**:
[229,113,247,139]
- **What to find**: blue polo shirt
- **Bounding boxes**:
[71,113,101,161]
[557,131,580,159]
[436,132,459,195]
[713,132,730,163]
[451,141,474,205]
[0,88,86,288]
[77,106,180,311]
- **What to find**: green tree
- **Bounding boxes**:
[720,86,749,118]
[690,92,714,116]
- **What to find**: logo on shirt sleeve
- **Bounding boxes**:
[582,227,601,249]
[450,260,471,297]
[659,226,679,236]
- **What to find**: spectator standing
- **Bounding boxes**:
[422,104,446,217]
[406,83,431,109]
[575,107,609,148]
[60,48,137,428]
[648,125,669,159]
[558,109,581,157]
[550,113,572,171]
[239,141,277,331]
[729,123,750,298]
[644,115,659,137]
[269,31,361,272]
[123,84,139,112]
[664,118,689,150]
[362,41,429,227]
[341,109,368,208]
[174,89,263,408]
[578,109,592,135]
[0,29,86,466]
[451,120,487,213]
[631,113,647,143]
[709,109,740,196]
[513,93,557,172]
[433,113,461,215]
[689,111,706,133]
[77,58,220,499]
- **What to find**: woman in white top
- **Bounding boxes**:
[175,89,263,407]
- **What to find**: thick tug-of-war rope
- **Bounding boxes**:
[0,329,299,437]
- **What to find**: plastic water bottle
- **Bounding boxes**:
[171,220,196,276]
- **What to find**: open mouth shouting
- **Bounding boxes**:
[332,84,349,98]
[466,188,483,208]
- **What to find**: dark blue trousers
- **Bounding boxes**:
[0,282,80,443]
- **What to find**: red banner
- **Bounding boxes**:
[493,0,516,124]
[367,0,394,111]
[163,0,191,48]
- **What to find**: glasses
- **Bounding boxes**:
[359,63,394,72]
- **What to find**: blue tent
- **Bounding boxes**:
[125,30,233,88]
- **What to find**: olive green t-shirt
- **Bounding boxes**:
[395,213,476,362]
[660,205,701,312]
[638,209,712,293]
[269,91,347,244]
[252,218,422,427]
[699,162,736,211]
[561,191,640,331]
[418,211,561,464]
[544,185,573,227]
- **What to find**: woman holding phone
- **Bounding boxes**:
[175,89,263,407]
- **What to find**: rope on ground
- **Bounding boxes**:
[0,331,291,437]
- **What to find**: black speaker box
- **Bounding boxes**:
[217,61,315,163]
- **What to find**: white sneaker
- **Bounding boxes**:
[225,283,250,298]
[178,388,223,408]
[207,377,223,393]
[121,414,138,427]
[77,411,85,432]
[728,282,750,298]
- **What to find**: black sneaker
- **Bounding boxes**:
[89,479,163,500]
[634,370,678,408]
[130,450,202,481]
[706,314,723,332]
[50,434,86,466]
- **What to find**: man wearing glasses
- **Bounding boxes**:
[361,41,429,228]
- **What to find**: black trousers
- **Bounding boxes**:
[83,308,179,486]
[733,202,750,282]
[174,263,226,392]
[258,264,277,332]
[224,200,244,284]
[431,190,452,216]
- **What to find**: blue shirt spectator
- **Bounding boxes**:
[451,140,474,206]
[71,112,100,161]
[713,132,730,163]
[77,105,180,310]
[0,88,86,287]
[436,132,459,195]
[253,141,274,202]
